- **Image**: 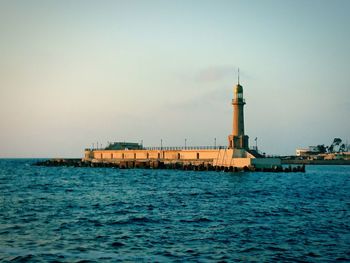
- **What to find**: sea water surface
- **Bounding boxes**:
[0,159,349,262]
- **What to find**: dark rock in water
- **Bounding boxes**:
[33,159,83,167]
[32,158,303,173]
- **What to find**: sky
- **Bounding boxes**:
[0,0,349,158]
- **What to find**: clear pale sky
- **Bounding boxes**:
[0,0,349,158]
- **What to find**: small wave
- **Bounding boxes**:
[180,217,212,223]
[196,217,212,222]
[147,204,155,210]
[203,191,217,196]
[112,209,136,215]
[10,254,34,262]
[109,216,157,225]
[105,201,127,207]
[266,246,287,252]
[111,241,125,248]
[76,246,88,252]
[239,247,261,253]
[159,251,178,258]
[8,225,21,230]
[88,219,103,227]
[306,252,321,257]
[336,257,350,261]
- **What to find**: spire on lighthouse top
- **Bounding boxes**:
[235,67,243,93]
[238,68,240,85]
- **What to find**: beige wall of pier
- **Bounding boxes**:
[84,149,259,168]
[251,158,281,168]
[86,149,220,161]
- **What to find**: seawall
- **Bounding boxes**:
[32,148,307,172]
[34,158,305,173]
[83,148,282,169]
[282,159,350,165]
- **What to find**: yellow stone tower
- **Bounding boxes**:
[228,69,249,150]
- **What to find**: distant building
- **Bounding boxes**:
[296,146,320,156]
[296,146,350,160]
[105,142,142,150]
[324,152,350,160]
[296,149,308,156]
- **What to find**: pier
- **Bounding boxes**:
[79,78,288,171]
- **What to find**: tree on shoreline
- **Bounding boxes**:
[328,138,344,153]
[316,144,327,153]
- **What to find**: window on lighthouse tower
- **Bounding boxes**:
[237,93,243,99]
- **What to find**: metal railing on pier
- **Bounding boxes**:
[144,146,228,151]
[85,146,278,158]
[85,146,228,151]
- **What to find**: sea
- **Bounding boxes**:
[0,159,349,262]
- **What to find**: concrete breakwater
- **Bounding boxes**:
[34,158,305,173]
[282,158,350,165]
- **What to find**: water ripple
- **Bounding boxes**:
[0,160,349,261]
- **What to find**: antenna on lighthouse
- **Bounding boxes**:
[238,68,240,84]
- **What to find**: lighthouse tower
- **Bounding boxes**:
[228,70,249,150]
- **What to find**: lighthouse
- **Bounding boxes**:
[228,70,249,150]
